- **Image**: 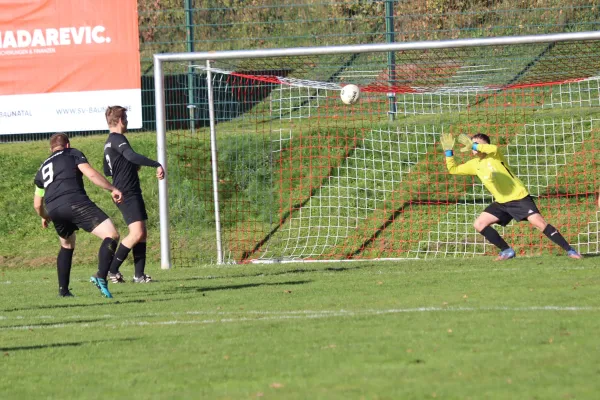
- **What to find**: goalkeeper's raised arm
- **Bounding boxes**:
[441,132,528,203]
[440,132,479,176]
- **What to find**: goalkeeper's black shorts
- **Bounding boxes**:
[485,195,540,226]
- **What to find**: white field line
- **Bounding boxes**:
[1,306,599,330]
[0,265,596,285]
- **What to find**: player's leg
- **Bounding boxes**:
[57,233,76,297]
[474,206,515,261]
[109,195,151,282]
[527,213,582,259]
[129,221,151,282]
[72,200,119,298]
[109,220,145,278]
[90,217,120,287]
[49,207,78,297]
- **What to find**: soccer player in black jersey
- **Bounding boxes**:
[33,133,123,298]
[103,106,164,283]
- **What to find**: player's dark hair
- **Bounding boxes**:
[105,105,127,127]
[471,133,491,144]
[49,133,69,150]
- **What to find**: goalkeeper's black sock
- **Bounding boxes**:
[98,238,118,280]
[543,224,571,251]
[57,247,74,296]
[109,243,131,274]
[479,226,510,251]
[132,242,147,278]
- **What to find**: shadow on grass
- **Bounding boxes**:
[1,297,173,313]
[0,318,106,330]
[0,337,137,352]
[581,253,600,259]
[160,265,366,283]
[155,279,312,295]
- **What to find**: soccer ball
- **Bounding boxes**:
[340,84,360,105]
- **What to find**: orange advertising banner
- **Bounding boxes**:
[0,0,142,133]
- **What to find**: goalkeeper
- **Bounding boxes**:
[440,132,582,260]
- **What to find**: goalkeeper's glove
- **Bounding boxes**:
[458,133,477,152]
[440,133,455,157]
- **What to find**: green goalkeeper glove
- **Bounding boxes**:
[457,133,475,153]
[440,133,455,157]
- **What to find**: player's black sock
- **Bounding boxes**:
[109,243,131,274]
[98,238,117,279]
[57,247,74,295]
[479,226,510,251]
[543,224,571,251]
[133,242,147,278]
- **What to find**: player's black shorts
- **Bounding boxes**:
[117,194,148,225]
[48,200,110,238]
[484,195,540,227]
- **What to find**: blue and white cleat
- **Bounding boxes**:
[495,248,516,261]
[567,249,583,260]
[90,276,113,298]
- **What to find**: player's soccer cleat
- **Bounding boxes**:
[567,249,583,259]
[495,248,516,261]
[108,272,126,284]
[90,276,113,298]
[132,274,152,283]
[58,291,75,297]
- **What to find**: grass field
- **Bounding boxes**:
[1,256,599,399]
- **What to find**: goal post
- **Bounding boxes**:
[154,31,600,267]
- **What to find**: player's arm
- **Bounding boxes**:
[457,134,498,154]
[121,147,161,168]
[445,155,478,175]
[471,143,498,154]
[121,148,165,180]
[440,133,477,176]
[78,163,123,203]
[116,140,165,180]
[458,133,498,154]
[32,186,51,227]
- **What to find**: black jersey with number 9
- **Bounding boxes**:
[34,148,91,211]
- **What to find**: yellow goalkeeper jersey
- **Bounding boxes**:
[445,143,529,203]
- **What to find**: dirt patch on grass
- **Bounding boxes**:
[0,255,55,269]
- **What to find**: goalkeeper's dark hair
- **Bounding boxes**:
[471,133,491,144]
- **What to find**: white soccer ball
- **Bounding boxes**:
[340,84,360,105]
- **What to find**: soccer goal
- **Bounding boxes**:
[154,31,600,268]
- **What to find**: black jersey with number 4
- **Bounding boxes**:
[103,132,160,196]
[34,148,90,211]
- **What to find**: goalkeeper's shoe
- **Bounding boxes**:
[90,276,113,298]
[58,290,75,297]
[495,248,516,261]
[108,272,126,284]
[132,274,152,283]
[567,249,583,259]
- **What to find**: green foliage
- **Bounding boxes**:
[137,0,600,61]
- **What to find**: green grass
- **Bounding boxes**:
[1,256,599,399]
